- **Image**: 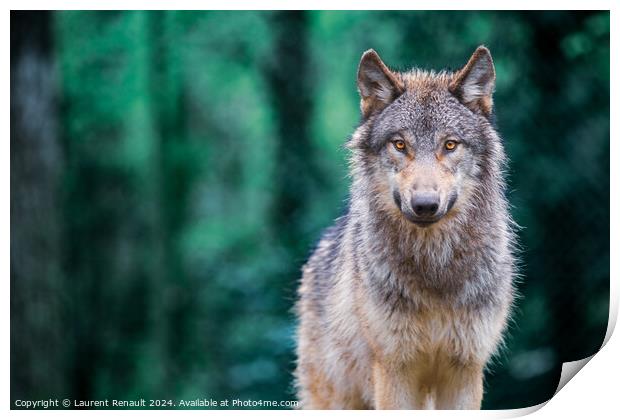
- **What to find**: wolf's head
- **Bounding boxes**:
[349,46,505,229]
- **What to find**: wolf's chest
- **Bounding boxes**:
[369,302,470,362]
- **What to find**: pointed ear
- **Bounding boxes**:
[357,49,404,118]
[449,46,496,117]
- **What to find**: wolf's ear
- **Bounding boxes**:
[357,49,404,118]
[449,46,496,117]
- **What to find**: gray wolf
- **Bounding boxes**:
[294,46,516,409]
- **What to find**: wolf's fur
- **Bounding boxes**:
[294,46,516,409]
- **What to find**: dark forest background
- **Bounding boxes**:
[11,10,609,409]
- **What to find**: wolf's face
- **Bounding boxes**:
[353,47,499,228]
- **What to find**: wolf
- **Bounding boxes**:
[294,46,516,409]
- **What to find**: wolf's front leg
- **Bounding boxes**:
[434,363,484,409]
[372,361,429,409]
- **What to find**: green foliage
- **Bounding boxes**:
[12,10,609,409]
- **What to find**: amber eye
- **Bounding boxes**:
[393,140,406,152]
[444,140,458,151]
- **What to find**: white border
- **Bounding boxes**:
[5,2,617,419]
[1,1,616,11]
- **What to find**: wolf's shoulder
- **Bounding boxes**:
[298,211,351,315]
[305,211,349,274]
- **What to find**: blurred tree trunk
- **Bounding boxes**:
[265,11,319,256]
[55,11,165,399]
[522,11,605,364]
[10,10,65,401]
[146,10,193,391]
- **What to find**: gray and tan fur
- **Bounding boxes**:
[294,46,516,409]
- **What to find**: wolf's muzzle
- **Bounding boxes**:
[410,192,440,218]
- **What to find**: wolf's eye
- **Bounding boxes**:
[393,140,407,152]
[444,140,458,151]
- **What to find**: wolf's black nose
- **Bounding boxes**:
[411,193,440,217]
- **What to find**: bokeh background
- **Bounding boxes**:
[11,10,609,409]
